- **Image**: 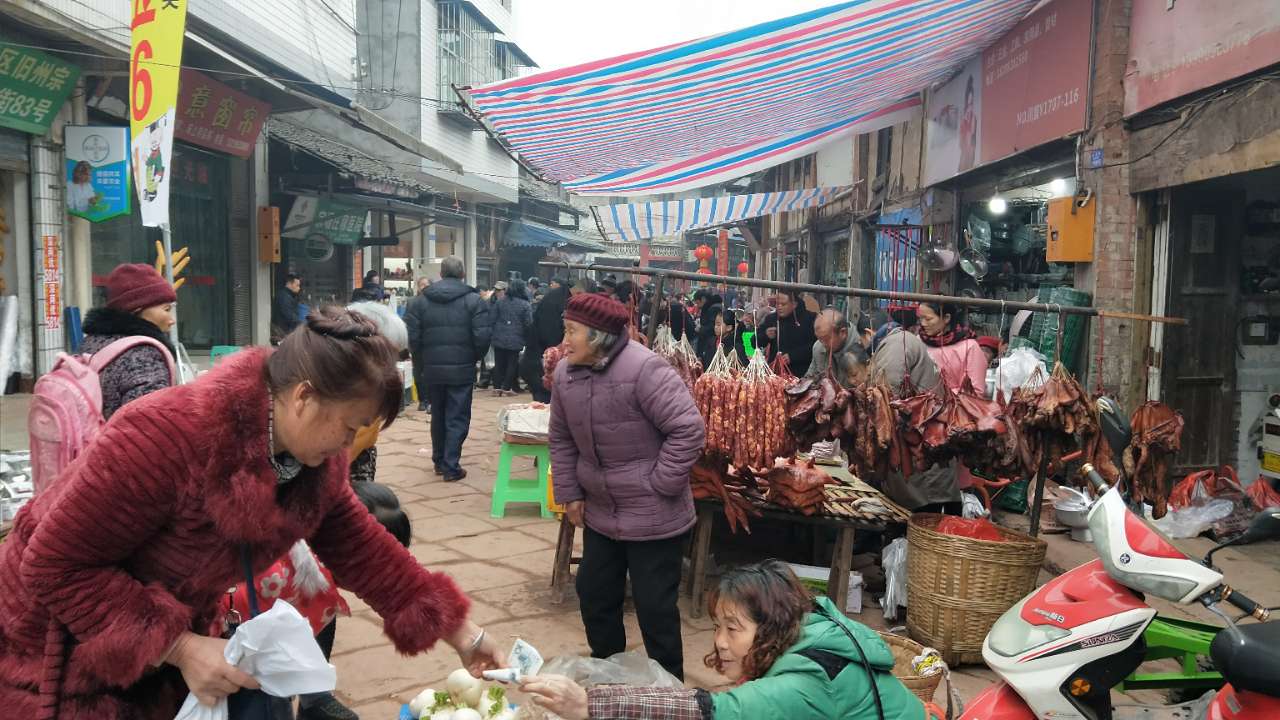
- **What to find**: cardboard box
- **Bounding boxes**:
[787,563,864,614]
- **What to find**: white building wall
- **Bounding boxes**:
[816,136,855,187]
[418,0,519,200]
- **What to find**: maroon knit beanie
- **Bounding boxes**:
[564,292,630,336]
[105,263,177,312]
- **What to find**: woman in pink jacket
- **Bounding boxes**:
[916,301,988,514]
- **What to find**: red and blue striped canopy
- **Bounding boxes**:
[462,0,1036,196]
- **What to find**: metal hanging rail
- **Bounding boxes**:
[540,261,1188,327]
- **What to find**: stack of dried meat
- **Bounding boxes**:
[1123,401,1184,519]
[1005,363,1115,483]
[653,326,703,390]
[763,457,837,515]
[691,457,765,533]
[693,346,789,468]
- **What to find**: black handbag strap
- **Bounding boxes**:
[241,545,260,618]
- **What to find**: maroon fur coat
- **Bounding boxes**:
[0,348,469,719]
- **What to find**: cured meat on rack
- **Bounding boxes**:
[1123,401,1184,519]
[653,325,703,390]
[690,457,764,533]
[692,345,789,469]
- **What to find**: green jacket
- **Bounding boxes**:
[712,597,924,720]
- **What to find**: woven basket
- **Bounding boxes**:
[905,514,1046,666]
[879,632,942,705]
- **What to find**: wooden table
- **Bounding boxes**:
[686,464,909,617]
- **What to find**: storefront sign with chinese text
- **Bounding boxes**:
[1126,0,1280,116]
[130,0,188,227]
[175,69,270,158]
[924,0,1091,186]
[65,126,131,222]
[283,195,368,246]
[0,42,80,135]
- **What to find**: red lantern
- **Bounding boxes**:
[737,261,749,275]
[694,244,714,275]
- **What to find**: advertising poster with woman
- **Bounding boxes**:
[924,61,982,186]
[65,126,130,222]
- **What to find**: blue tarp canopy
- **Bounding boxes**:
[506,219,606,252]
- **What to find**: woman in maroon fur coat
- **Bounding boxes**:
[0,308,504,719]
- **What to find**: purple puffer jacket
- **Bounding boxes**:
[550,335,705,541]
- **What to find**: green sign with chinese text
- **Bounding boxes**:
[0,42,81,135]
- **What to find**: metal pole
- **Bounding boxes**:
[538,261,1188,326]
[162,224,178,347]
[1028,453,1050,539]
[646,273,666,346]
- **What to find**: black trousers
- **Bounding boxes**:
[493,348,521,391]
[426,383,473,477]
[521,346,551,402]
[410,351,427,404]
[576,526,687,681]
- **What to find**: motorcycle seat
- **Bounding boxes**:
[1210,620,1280,698]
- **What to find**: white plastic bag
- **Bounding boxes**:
[961,492,989,519]
[881,537,909,621]
[996,347,1048,401]
[174,600,337,720]
[1151,499,1235,539]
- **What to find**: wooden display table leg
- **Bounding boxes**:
[550,516,577,604]
[687,507,715,618]
[827,527,856,613]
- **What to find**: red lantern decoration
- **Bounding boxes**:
[694,244,714,275]
[737,261,749,276]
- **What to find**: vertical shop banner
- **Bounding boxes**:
[175,69,270,157]
[1126,0,1280,116]
[41,235,60,330]
[65,126,131,222]
[924,0,1091,186]
[130,0,188,227]
[0,42,80,135]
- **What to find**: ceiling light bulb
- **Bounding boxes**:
[1049,178,1067,195]
[988,196,1007,214]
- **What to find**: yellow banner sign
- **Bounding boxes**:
[130,0,187,132]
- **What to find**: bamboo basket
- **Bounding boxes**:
[879,632,942,705]
[905,514,1046,666]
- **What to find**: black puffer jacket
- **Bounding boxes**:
[404,278,492,385]
[695,296,724,367]
[531,286,569,351]
[79,308,176,420]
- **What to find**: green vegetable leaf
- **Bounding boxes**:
[487,685,506,706]
[432,690,453,710]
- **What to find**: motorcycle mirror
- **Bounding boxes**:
[1205,507,1280,567]
[1237,506,1280,544]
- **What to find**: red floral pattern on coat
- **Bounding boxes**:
[214,551,351,637]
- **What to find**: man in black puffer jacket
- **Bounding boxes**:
[405,256,492,481]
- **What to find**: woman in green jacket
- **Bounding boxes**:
[521,560,927,720]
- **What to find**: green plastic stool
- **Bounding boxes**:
[492,442,552,519]
[210,345,242,365]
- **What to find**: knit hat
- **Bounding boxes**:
[977,336,1001,353]
[564,293,630,336]
[105,263,177,312]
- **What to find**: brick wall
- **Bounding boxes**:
[1077,0,1146,408]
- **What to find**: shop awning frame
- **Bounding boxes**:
[507,219,607,253]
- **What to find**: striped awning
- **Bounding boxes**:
[596,187,850,242]
[462,0,1036,196]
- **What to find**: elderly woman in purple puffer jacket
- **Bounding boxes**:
[549,293,705,681]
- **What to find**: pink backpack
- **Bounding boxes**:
[27,337,177,495]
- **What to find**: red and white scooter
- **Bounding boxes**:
[957,463,1280,720]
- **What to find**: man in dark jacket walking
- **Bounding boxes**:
[521,277,569,402]
[404,257,491,481]
[271,273,303,340]
[692,290,724,367]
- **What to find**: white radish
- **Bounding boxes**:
[447,668,484,708]
[429,710,455,720]
[409,688,437,718]
[452,709,483,720]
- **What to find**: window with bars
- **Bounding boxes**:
[437,1,517,103]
